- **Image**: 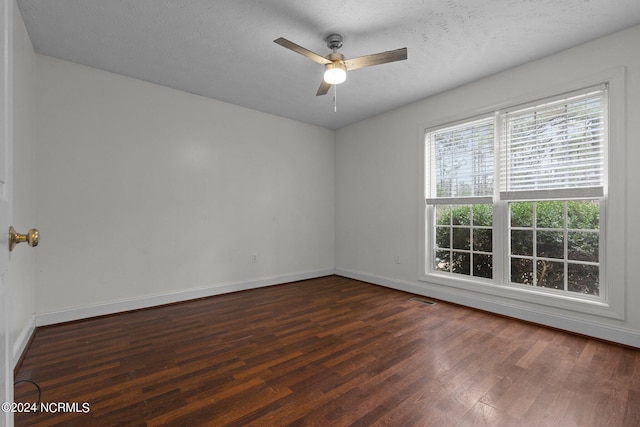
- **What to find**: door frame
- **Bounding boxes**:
[0,0,14,425]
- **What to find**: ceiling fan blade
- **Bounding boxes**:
[316,79,332,96]
[344,47,407,71]
[274,37,332,65]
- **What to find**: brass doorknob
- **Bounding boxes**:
[9,226,39,252]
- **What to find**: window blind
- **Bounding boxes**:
[426,116,494,203]
[500,86,606,200]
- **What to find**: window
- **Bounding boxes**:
[424,85,610,305]
[426,117,495,280]
[502,87,605,297]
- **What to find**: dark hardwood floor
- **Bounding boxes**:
[13,275,640,426]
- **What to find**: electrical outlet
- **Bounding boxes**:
[252,253,258,263]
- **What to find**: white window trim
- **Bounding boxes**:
[418,67,626,320]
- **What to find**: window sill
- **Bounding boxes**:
[419,271,623,320]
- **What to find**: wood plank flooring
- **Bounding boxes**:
[13,275,640,426]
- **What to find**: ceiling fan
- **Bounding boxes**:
[274,34,408,96]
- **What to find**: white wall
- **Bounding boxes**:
[11,1,37,363]
[335,25,640,346]
[33,56,335,323]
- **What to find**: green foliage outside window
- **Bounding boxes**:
[510,200,600,295]
[435,200,600,295]
[434,204,492,279]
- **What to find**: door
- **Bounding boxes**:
[0,0,12,425]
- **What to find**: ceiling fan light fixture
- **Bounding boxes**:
[323,62,347,85]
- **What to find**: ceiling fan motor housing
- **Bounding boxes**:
[326,33,343,51]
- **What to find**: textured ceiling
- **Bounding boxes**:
[16,0,640,129]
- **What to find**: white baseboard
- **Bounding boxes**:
[35,269,334,327]
[335,268,640,348]
[13,315,35,369]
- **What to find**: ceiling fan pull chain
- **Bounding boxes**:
[334,84,337,113]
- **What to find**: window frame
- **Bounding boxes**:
[418,68,626,320]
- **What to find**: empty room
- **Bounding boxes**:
[2,0,640,425]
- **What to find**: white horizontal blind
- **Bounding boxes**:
[500,86,606,200]
[426,116,494,203]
